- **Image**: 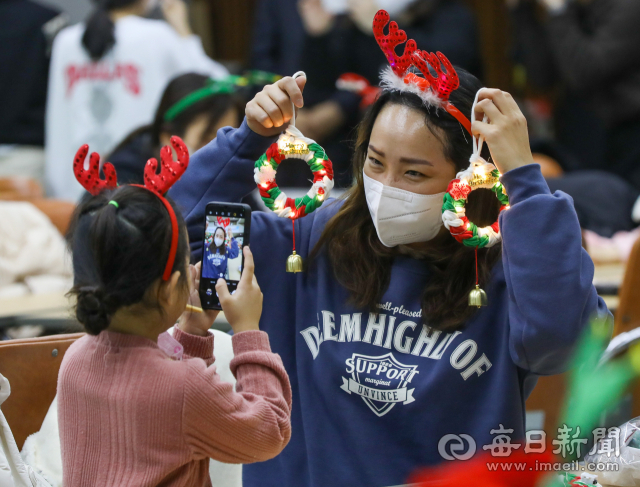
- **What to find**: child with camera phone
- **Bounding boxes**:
[58,140,291,486]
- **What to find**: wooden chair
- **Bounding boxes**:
[0,177,76,235]
[29,198,76,236]
[614,236,640,337]
[526,374,566,433]
[614,236,640,418]
[0,177,43,200]
[0,333,83,450]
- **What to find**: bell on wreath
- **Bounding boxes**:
[468,285,488,308]
[286,251,303,273]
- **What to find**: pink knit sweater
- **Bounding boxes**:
[57,328,292,487]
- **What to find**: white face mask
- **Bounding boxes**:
[363,171,445,247]
[214,236,224,247]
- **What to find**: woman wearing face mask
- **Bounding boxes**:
[170,25,609,487]
[202,226,239,280]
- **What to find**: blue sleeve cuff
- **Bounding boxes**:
[500,163,551,205]
[235,118,279,162]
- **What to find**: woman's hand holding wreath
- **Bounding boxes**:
[471,89,535,175]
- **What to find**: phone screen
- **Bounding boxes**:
[199,203,250,310]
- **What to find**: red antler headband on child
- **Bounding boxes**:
[73,137,189,281]
[373,9,472,135]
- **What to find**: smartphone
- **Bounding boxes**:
[199,202,251,310]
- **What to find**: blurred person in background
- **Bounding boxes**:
[106,73,244,185]
[543,168,640,264]
[250,0,306,76]
[545,170,640,238]
[292,0,482,187]
[45,0,228,202]
[507,0,640,190]
[0,0,65,185]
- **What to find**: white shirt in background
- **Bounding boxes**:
[45,15,228,201]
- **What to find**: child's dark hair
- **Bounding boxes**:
[67,185,190,335]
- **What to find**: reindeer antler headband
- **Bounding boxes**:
[374,10,472,135]
[73,137,189,281]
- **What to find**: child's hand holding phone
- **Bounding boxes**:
[177,262,219,336]
[216,246,263,334]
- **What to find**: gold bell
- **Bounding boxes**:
[286,251,303,273]
[468,285,488,308]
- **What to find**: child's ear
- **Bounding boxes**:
[161,270,183,307]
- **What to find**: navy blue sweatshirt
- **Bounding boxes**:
[202,239,239,279]
[170,121,610,487]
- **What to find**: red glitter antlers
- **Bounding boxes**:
[410,50,460,103]
[372,10,417,77]
[373,10,472,133]
[72,136,190,281]
[73,136,189,196]
[73,145,118,196]
[142,136,189,195]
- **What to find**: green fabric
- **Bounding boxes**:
[308,143,327,160]
[458,220,489,249]
[544,321,639,487]
[305,196,322,213]
[268,187,281,199]
[559,320,636,452]
[255,154,269,169]
[300,195,312,207]
[492,182,509,206]
[442,193,456,213]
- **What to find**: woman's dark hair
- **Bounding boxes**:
[213,226,226,255]
[310,69,501,332]
[82,0,140,61]
[110,73,244,159]
[67,185,190,335]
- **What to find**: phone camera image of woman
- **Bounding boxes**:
[202,217,243,281]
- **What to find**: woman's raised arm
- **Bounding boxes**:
[169,120,275,255]
[170,75,308,261]
[473,88,611,375]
